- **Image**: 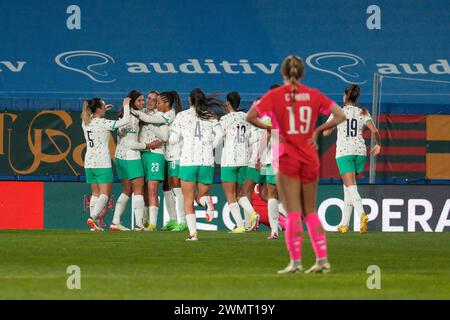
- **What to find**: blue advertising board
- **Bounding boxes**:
[0,0,449,108]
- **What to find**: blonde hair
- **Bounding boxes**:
[281,55,305,107]
[81,98,103,125]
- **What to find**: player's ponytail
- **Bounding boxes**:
[190,88,216,120]
[226,91,241,112]
[281,55,305,109]
[344,85,368,115]
[81,98,103,125]
[160,91,183,114]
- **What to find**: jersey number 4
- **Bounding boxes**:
[286,106,312,134]
[195,121,203,140]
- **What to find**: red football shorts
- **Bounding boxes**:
[276,153,320,183]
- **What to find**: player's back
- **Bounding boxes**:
[220,111,250,166]
[176,108,218,166]
[255,83,334,162]
[82,118,113,168]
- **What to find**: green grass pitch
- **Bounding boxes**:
[0,230,448,299]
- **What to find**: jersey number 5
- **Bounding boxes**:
[286,106,312,134]
[87,131,94,147]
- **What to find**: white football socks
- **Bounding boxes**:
[268,198,279,234]
[89,195,99,219]
[342,185,353,226]
[134,195,145,228]
[112,193,129,225]
[143,206,150,225]
[92,194,109,220]
[186,213,197,235]
[238,196,254,228]
[164,190,177,221]
[347,185,364,219]
[229,202,244,228]
[149,206,158,227]
[173,188,186,223]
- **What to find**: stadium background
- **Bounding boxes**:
[0,0,449,231]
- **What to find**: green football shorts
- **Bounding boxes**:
[261,164,276,185]
[336,155,367,175]
[115,158,144,180]
[85,168,114,184]
[221,166,247,184]
[179,165,214,184]
[167,160,180,178]
[142,152,166,181]
[246,166,262,184]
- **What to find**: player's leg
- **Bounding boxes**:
[179,165,200,240]
[266,183,280,239]
[162,161,177,230]
[131,176,145,230]
[95,182,112,230]
[341,156,367,233]
[86,183,101,230]
[237,166,259,231]
[196,166,215,223]
[110,179,132,231]
[171,175,187,231]
[275,171,303,273]
[89,183,100,219]
[222,181,245,233]
[142,184,150,227]
[301,178,331,274]
[181,179,198,240]
[147,180,160,231]
[222,166,245,232]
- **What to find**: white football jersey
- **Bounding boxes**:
[139,109,169,155]
[220,111,250,167]
[82,118,118,168]
[115,115,146,160]
[169,108,223,166]
[164,109,182,161]
[331,105,373,158]
[247,125,265,168]
[82,104,130,168]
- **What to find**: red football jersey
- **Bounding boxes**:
[254,83,334,164]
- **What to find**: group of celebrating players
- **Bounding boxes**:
[81,55,381,274]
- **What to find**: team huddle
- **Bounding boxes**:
[81,55,381,274]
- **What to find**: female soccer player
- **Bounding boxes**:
[157,91,186,232]
[247,55,346,274]
[219,91,250,233]
[137,92,173,231]
[237,117,265,231]
[169,88,224,241]
[323,85,381,234]
[110,90,167,231]
[257,124,286,239]
[82,97,131,231]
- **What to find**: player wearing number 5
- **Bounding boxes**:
[81,97,131,231]
[219,92,250,233]
[323,85,381,234]
[247,55,346,274]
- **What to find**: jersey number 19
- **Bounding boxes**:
[286,106,312,134]
[346,119,357,137]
